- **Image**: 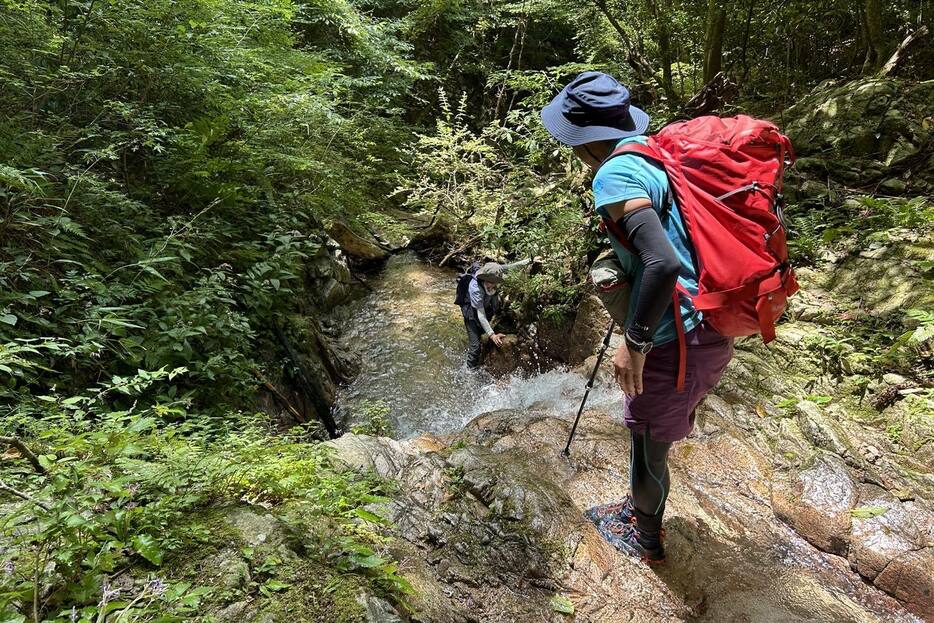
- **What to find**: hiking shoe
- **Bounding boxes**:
[584,495,636,526]
[595,519,666,564]
[585,497,667,542]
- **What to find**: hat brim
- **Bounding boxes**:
[540,100,650,146]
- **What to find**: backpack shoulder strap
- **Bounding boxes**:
[599,141,674,218]
[606,142,662,164]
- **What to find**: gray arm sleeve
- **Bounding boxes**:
[476,306,495,336]
[619,207,680,341]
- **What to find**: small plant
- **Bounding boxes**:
[443,465,467,493]
[0,398,410,620]
[885,423,903,442]
[350,400,395,437]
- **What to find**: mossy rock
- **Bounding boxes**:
[254,562,375,622]
[781,77,933,185]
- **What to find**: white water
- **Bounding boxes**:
[333,252,623,438]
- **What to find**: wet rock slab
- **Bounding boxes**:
[327,410,920,622]
[771,454,858,556]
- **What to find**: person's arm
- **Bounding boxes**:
[500,257,531,272]
[475,306,495,337]
[605,198,680,397]
[615,206,680,343]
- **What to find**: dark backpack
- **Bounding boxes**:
[453,261,480,306]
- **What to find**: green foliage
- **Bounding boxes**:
[849,506,888,519]
[549,593,575,615]
[350,400,395,437]
[788,195,933,266]
[0,400,404,621]
[396,83,598,317]
[0,0,422,414]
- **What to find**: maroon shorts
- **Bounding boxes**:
[624,321,733,443]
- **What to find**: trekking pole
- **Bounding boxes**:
[562,319,616,457]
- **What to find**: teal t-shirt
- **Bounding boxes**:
[592,136,701,345]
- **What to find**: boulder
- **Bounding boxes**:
[536,314,576,363]
[325,433,418,479]
[357,590,404,623]
[873,547,934,620]
[327,220,389,261]
[848,485,924,581]
[483,334,521,377]
[879,178,907,194]
[566,295,612,366]
[781,77,932,186]
[794,400,852,457]
[225,507,292,552]
[203,550,251,590]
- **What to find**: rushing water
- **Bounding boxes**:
[333,252,624,438]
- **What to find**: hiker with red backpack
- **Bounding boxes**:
[540,71,797,563]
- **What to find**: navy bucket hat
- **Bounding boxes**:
[540,71,650,146]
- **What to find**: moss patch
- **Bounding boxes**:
[258,561,370,623]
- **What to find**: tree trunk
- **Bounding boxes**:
[739,0,755,85]
[878,25,929,76]
[592,0,661,100]
[862,0,885,72]
[703,0,726,84]
[650,0,680,104]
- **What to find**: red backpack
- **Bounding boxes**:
[601,115,799,390]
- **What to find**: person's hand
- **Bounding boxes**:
[490,333,505,347]
[612,342,646,397]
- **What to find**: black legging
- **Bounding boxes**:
[630,431,672,535]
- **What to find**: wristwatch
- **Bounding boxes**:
[625,330,653,355]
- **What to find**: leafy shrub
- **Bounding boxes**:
[0,392,406,621]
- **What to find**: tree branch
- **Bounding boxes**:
[591,0,658,92]
[683,71,738,117]
[252,369,308,424]
[0,480,50,511]
[0,436,46,474]
[440,234,483,267]
[878,25,928,77]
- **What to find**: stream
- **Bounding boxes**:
[330,252,926,623]
[333,252,623,438]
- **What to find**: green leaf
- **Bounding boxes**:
[850,506,888,519]
[353,508,386,524]
[350,553,385,568]
[0,314,18,326]
[132,533,165,565]
[550,594,575,615]
[259,579,291,596]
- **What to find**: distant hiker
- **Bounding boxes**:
[541,72,726,564]
[455,259,531,368]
